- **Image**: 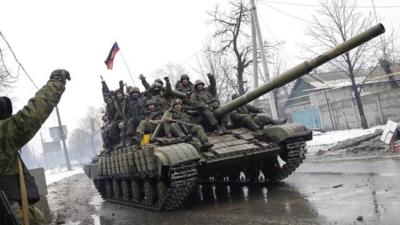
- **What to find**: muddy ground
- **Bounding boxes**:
[47,151,400,225]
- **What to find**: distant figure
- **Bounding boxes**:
[0,69,70,225]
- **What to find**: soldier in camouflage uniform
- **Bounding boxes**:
[139,74,164,92]
[146,82,171,112]
[101,114,113,150]
[0,69,70,225]
[104,89,127,148]
[124,87,147,145]
[175,74,194,95]
[189,73,230,135]
[231,93,286,126]
[164,99,213,150]
[136,99,165,142]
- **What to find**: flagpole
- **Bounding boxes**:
[115,40,136,86]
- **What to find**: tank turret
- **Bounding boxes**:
[214,23,385,117]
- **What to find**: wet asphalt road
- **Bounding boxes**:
[88,155,400,225]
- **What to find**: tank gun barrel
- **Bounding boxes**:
[214,23,385,117]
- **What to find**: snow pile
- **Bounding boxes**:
[306,125,385,155]
[45,167,83,185]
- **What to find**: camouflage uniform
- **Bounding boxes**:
[136,100,165,139]
[189,74,230,134]
[0,69,69,225]
[164,99,212,148]
[104,90,126,148]
[124,87,147,145]
[232,93,282,126]
[175,74,194,95]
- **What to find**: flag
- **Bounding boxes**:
[104,42,120,70]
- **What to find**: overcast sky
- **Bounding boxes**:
[1,0,399,154]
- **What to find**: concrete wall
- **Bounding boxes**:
[285,81,400,130]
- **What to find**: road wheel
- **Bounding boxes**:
[131,180,142,202]
[143,179,156,204]
[157,181,168,205]
[245,169,260,182]
[121,180,130,200]
[112,180,121,199]
[105,180,112,198]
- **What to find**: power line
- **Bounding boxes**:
[259,2,315,25]
[261,0,400,8]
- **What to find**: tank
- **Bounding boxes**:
[84,24,385,210]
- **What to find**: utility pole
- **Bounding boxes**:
[250,0,279,119]
[251,12,258,89]
[55,106,72,171]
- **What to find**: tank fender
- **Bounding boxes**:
[261,123,312,144]
[153,143,201,166]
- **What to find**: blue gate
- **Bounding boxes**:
[291,107,322,129]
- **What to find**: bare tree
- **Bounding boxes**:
[208,0,253,95]
[80,107,102,155]
[305,0,374,129]
[0,48,17,89]
[153,63,188,86]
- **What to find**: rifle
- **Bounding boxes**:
[0,191,19,225]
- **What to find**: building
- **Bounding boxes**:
[283,64,400,130]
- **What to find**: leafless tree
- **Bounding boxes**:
[79,106,102,155]
[208,0,253,95]
[305,0,374,129]
[0,48,17,90]
[153,63,188,87]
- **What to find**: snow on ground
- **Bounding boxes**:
[45,166,84,185]
[306,125,385,155]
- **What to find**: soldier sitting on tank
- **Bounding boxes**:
[164,98,213,150]
[175,74,194,95]
[104,89,126,148]
[189,73,230,135]
[136,99,167,144]
[146,82,171,112]
[124,87,147,145]
[101,114,114,151]
[231,93,286,126]
[138,74,165,94]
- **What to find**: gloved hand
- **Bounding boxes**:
[207,73,213,78]
[139,74,145,80]
[50,69,71,83]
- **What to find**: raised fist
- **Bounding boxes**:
[50,69,71,83]
[207,73,213,78]
[164,76,170,82]
[139,74,145,80]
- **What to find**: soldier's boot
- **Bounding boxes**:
[245,119,260,131]
[125,135,134,146]
[200,140,214,151]
[215,125,224,135]
[136,133,144,145]
[221,123,232,134]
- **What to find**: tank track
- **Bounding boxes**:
[94,161,198,211]
[199,140,307,185]
[263,140,307,183]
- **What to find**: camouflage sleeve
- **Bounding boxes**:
[140,77,151,90]
[0,78,65,155]
[246,104,262,113]
[207,74,217,97]
[189,94,207,110]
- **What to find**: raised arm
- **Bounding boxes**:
[0,70,70,156]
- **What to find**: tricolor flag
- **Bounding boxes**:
[104,42,120,70]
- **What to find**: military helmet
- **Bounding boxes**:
[130,87,140,93]
[146,99,156,106]
[154,78,163,86]
[232,93,240,99]
[126,86,133,92]
[171,98,183,107]
[180,74,189,81]
[194,80,205,87]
